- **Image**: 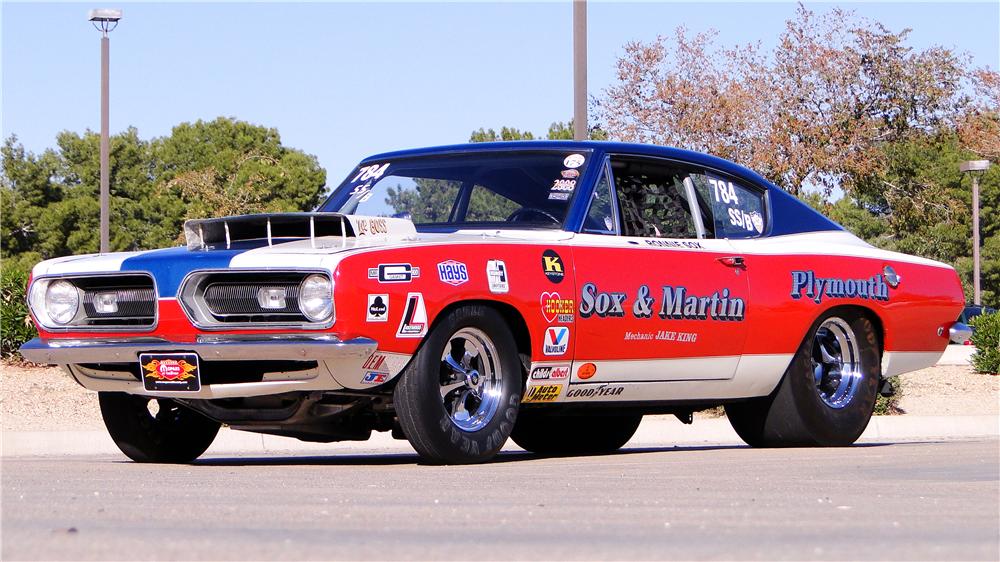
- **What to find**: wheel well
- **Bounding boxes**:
[823,305,885,354]
[431,299,532,366]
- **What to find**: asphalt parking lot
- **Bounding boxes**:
[3,439,997,561]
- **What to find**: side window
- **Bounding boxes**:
[690,172,766,239]
[583,166,617,234]
[608,157,698,239]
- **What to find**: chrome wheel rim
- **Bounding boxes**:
[439,327,503,432]
[812,317,863,409]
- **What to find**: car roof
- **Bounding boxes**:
[364,140,769,183]
[361,141,842,236]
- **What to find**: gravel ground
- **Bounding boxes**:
[897,365,999,416]
[1,362,997,433]
[1,364,102,431]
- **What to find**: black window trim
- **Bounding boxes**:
[580,157,622,236]
[600,153,770,241]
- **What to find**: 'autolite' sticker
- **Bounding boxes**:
[397,293,428,338]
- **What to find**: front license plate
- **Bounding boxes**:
[139,353,201,392]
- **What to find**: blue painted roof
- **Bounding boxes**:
[362,141,843,236]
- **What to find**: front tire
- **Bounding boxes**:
[393,305,522,464]
[510,412,642,455]
[726,311,880,447]
[99,392,221,463]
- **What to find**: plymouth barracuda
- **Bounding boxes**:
[20,141,965,464]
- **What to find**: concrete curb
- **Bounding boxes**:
[3,414,997,458]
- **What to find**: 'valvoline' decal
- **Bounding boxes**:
[543,326,569,356]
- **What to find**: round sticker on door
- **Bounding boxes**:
[563,154,585,169]
[578,363,597,380]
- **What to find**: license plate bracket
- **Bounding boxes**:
[139,353,201,392]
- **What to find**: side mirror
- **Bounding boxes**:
[949,322,973,344]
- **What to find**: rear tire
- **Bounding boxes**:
[510,412,642,455]
[99,392,221,463]
[393,305,522,464]
[726,311,880,447]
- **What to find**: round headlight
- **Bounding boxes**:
[298,274,333,323]
[45,280,80,325]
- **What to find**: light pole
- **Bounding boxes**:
[88,8,122,254]
[572,0,587,140]
[959,159,991,306]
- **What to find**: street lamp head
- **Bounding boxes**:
[88,8,122,34]
[959,160,991,174]
[88,8,122,22]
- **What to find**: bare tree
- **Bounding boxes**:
[595,5,992,196]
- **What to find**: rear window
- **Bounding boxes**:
[690,172,766,239]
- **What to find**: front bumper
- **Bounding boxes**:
[20,335,376,364]
[19,335,379,399]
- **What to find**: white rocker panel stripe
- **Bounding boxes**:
[881,351,944,378]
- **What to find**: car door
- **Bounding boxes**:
[569,155,754,383]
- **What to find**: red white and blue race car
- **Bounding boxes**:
[20,141,965,464]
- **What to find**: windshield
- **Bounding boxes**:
[318,150,592,229]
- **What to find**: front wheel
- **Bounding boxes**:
[99,392,221,463]
[726,311,880,447]
[393,305,522,464]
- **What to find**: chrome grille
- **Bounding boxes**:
[82,287,156,320]
[204,281,301,317]
[55,274,157,329]
[178,271,330,328]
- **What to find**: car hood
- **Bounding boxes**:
[31,213,574,297]
[182,212,417,251]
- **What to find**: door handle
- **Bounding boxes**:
[718,256,746,268]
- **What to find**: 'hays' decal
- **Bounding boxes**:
[791,271,890,304]
[437,260,469,286]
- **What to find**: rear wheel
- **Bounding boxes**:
[510,412,642,455]
[393,305,522,464]
[726,311,880,447]
[99,392,221,463]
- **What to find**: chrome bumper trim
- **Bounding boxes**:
[19,335,376,364]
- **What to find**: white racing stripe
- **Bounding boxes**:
[227,247,347,270]
[729,231,955,269]
[571,356,740,383]
[32,251,151,277]
[554,353,792,402]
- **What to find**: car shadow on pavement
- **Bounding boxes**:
[188,443,830,467]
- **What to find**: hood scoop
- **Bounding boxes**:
[183,213,417,251]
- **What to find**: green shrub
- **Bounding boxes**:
[1,265,36,359]
[874,376,904,415]
[970,311,1000,374]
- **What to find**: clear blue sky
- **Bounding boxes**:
[3,1,998,185]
